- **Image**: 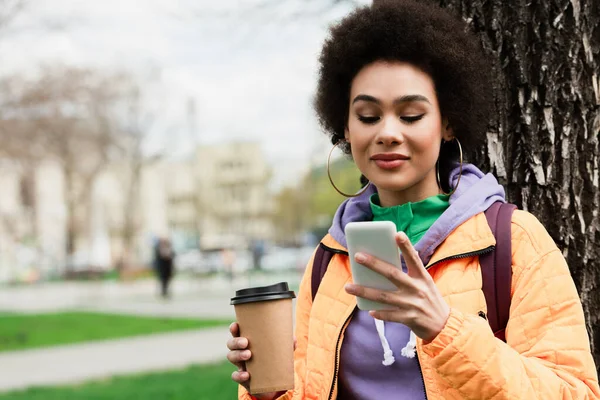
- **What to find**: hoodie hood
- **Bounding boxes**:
[328,164,506,265]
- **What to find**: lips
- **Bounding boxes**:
[370,153,409,161]
[371,153,409,170]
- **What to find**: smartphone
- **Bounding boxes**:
[345,221,402,311]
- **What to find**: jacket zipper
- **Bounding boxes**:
[327,308,354,400]
[323,245,495,400]
[319,243,352,400]
[416,353,428,400]
[425,245,495,270]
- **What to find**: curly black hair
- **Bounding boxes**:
[314,0,492,191]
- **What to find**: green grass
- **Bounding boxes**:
[0,362,237,400]
[0,312,231,352]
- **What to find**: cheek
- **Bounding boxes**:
[349,141,368,168]
[347,124,369,151]
[347,137,370,173]
[412,136,439,155]
[410,128,442,163]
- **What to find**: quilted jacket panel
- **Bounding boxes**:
[239,210,600,399]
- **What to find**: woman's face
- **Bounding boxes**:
[346,61,453,206]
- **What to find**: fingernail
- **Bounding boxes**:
[243,350,251,359]
[355,253,367,263]
[397,232,408,242]
[345,284,356,294]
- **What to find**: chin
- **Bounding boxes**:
[369,176,414,192]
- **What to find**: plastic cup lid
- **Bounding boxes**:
[230,282,296,305]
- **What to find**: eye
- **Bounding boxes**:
[358,116,380,124]
[401,114,425,124]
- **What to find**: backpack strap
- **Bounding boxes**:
[481,202,517,342]
[311,243,336,302]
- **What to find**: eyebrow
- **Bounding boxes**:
[352,94,431,105]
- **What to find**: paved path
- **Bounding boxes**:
[0,275,301,392]
[0,273,300,318]
[0,327,231,392]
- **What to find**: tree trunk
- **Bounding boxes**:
[64,165,77,262]
[435,0,600,373]
[119,157,143,271]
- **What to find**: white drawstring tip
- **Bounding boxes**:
[401,330,417,359]
[400,345,416,358]
[382,349,396,366]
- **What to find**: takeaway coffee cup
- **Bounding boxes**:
[230,282,296,395]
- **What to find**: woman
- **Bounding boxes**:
[227,1,600,399]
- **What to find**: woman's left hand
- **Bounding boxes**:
[344,231,450,342]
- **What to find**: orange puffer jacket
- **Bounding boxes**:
[240,210,600,399]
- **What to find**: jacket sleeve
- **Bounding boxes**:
[238,248,316,400]
[421,210,600,399]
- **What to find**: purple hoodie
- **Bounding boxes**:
[330,164,506,399]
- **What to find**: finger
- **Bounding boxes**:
[227,336,249,351]
[227,349,252,365]
[395,232,428,280]
[353,252,412,288]
[230,322,240,337]
[232,370,250,384]
[369,309,408,324]
[345,284,401,307]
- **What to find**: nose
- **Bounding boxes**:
[375,115,404,146]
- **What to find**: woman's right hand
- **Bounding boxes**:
[227,322,279,400]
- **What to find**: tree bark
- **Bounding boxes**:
[435,0,599,373]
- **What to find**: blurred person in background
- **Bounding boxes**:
[154,237,175,298]
[226,0,600,399]
[222,248,236,283]
[251,240,265,271]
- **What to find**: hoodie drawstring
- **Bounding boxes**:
[374,318,395,366]
[401,330,417,358]
[374,318,417,365]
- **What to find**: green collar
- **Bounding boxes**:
[370,193,450,244]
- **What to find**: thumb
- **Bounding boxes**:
[395,231,428,280]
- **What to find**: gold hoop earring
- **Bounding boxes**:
[327,142,371,198]
[436,138,463,196]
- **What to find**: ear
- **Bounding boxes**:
[441,118,454,142]
[344,127,350,143]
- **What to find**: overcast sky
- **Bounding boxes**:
[0,0,371,189]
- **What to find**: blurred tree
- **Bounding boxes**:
[273,156,362,244]
[0,0,25,33]
[306,156,362,227]
[0,67,131,265]
[272,186,309,246]
[116,76,162,272]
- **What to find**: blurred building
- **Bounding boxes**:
[99,141,274,262]
[0,141,274,282]
[195,142,274,250]
[163,159,199,251]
